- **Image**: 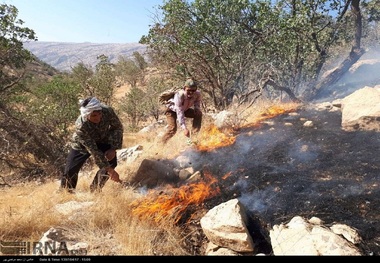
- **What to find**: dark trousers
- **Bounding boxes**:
[162,108,202,143]
[60,143,117,192]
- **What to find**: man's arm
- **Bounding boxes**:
[75,128,110,169]
[173,91,187,130]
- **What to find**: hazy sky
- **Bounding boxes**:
[3,0,164,43]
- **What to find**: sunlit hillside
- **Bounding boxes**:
[23,41,147,72]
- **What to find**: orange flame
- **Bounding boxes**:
[242,105,297,128]
[261,105,290,117]
[195,105,298,150]
[196,125,236,152]
[130,171,220,224]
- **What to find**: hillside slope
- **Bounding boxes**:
[23,41,147,72]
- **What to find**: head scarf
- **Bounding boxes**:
[79,97,102,118]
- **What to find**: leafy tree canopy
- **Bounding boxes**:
[141,0,376,109]
[0,4,37,97]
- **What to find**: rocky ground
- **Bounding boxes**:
[175,103,379,255]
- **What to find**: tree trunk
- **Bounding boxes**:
[265,79,302,103]
[306,0,365,101]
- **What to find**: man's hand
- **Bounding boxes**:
[106,167,122,183]
[183,128,190,137]
[105,149,116,161]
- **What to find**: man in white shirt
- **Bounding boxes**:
[161,79,202,144]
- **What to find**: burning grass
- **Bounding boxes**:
[242,104,299,128]
[195,124,236,152]
[193,103,300,152]
[130,171,220,225]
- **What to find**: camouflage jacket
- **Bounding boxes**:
[70,105,124,169]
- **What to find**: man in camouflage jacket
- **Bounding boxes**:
[60,97,124,193]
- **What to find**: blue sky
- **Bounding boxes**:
[3,0,164,43]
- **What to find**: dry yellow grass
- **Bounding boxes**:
[0,112,201,255]
[0,174,188,255]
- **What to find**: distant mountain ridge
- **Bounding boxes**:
[23,41,147,72]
